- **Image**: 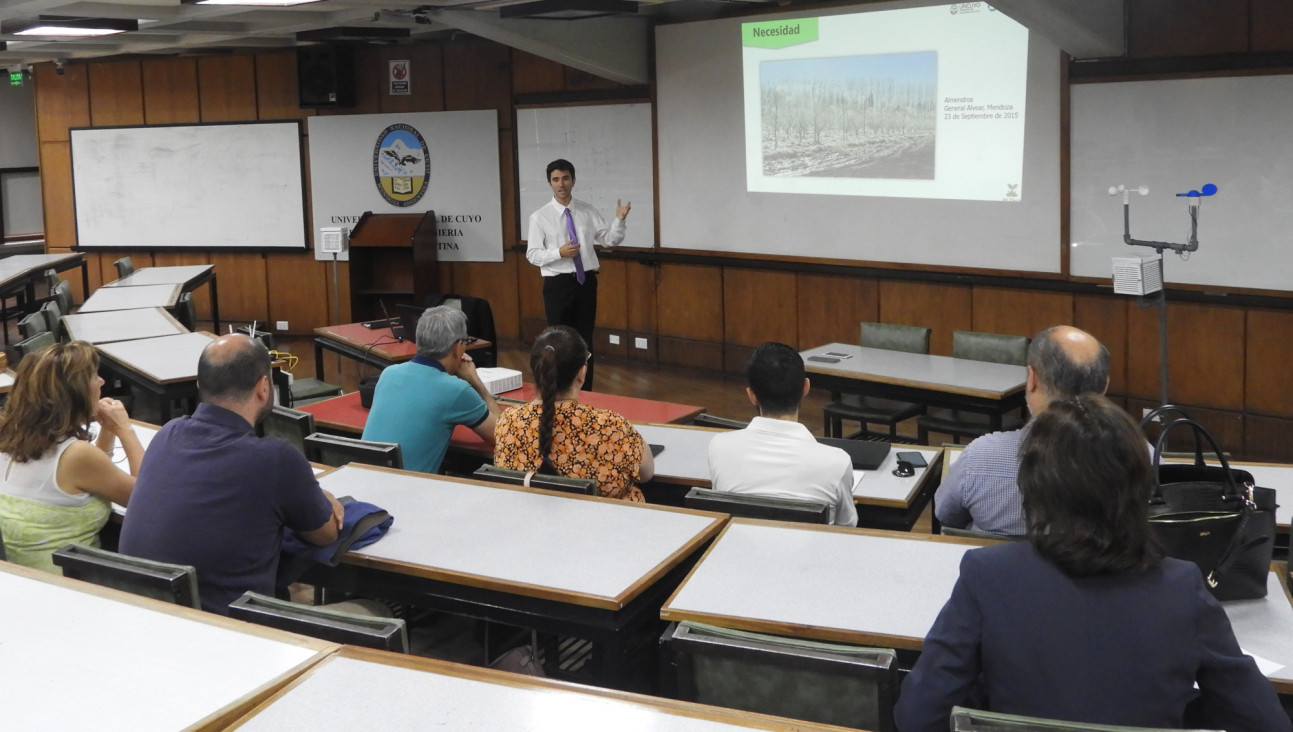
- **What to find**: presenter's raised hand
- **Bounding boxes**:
[559,240,580,258]
[616,200,632,220]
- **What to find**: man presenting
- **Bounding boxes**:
[526,158,630,391]
[120,334,343,615]
[935,325,1111,536]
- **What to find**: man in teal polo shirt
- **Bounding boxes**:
[363,306,500,473]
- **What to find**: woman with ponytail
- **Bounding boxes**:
[494,326,653,501]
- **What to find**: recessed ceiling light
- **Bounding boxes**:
[183,0,325,6]
[2,17,139,37]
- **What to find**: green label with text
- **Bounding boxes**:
[742,18,818,49]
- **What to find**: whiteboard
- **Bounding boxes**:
[1070,75,1293,291]
[516,104,654,248]
[70,122,307,250]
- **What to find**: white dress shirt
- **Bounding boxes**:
[707,416,858,527]
[526,197,625,277]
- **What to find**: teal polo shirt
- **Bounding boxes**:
[361,355,489,474]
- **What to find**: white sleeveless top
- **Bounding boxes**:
[0,437,91,506]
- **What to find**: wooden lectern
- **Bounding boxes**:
[346,211,438,322]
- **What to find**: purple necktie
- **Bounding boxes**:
[563,207,586,285]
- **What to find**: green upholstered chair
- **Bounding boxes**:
[663,621,898,731]
[14,331,55,360]
[683,488,831,524]
[17,312,48,340]
[228,591,409,653]
[950,706,1220,731]
[51,543,201,609]
[917,330,1029,445]
[822,322,930,441]
[113,256,134,279]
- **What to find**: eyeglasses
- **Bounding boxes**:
[458,336,479,346]
[585,352,592,363]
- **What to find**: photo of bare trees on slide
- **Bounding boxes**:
[760,51,937,180]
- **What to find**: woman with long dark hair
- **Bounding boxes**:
[895,393,1287,732]
[0,341,143,571]
[494,326,653,501]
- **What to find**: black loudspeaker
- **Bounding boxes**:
[296,45,355,108]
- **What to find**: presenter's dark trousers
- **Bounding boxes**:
[543,270,597,391]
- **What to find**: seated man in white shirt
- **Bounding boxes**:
[707,342,858,526]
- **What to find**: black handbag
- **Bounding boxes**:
[1142,406,1276,601]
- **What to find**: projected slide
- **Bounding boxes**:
[743,4,1028,201]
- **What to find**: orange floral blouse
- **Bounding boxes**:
[493,402,646,502]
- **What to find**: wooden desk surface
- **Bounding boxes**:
[229,646,854,731]
[63,306,187,344]
[660,520,1293,692]
[319,464,725,610]
[299,388,703,444]
[103,264,214,288]
[633,423,940,508]
[78,283,181,313]
[95,331,215,384]
[0,561,335,732]
[801,343,1027,400]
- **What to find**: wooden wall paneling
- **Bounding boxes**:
[1244,414,1293,463]
[1127,0,1251,58]
[564,67,621,92]
[795,273,878,351]
[142,58,200,124]
[342,45,382,116]
[1127,397,1245,459]
[197,56,258,122]
[511,50,566,94]
[255,51,312,121]
[329,261,353,326]
[448,255,522,342]
[33,62,90,142]
[656,263,722,370]
[625,259,657,335]
[1245,309,1293,417]
[377,44,445,113]
[595,258,628,331]
[723,268,797,347]
[1073,294,1129,397]
[1126,300,1245,410]
[87,61,144,127]
[97,251,152,286]
[47,248,92,303]
[208,253,269,323]
[498,131,518,258]
[266,253,331,334]
[38,143,76,249]
[970,287,1073,341]
[1250,0,1293,52]
[877,280,973,356]
[517,250,546,343]
[444,39,511,116]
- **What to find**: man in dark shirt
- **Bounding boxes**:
[119,334,342,615]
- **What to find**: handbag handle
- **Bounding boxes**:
[1150,416,1243,503]
[1141,404,1207,466]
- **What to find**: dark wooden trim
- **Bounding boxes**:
[513,87,651,106]
[1070,53,1293,82]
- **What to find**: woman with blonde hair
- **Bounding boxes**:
[0,341,144,571]
[494,326,653,501]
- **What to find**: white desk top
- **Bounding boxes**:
[96,331,215,384]
[660,520,1293,691]
[634,424,938,507]
[0,562,332,732]
[0,252,81,285]
[320,465,725,609]
[231,648,845,731]
[104,264,214,288]
[801,343,1027,399]
[78,283,181,312]
[64,306,187,344]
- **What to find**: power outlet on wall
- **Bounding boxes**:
[634,337,648,350]
[276,321,289,331]
[609,334,621,345]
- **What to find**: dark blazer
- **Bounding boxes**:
[894,542,1289,732]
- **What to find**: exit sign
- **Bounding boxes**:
[9,71,22,86]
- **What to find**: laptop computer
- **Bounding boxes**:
[393,304,426,342]
[815,437,891,471]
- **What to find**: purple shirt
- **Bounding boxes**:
[119,403,332,615]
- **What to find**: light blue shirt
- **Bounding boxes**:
[935,424,1030,536]
[362,356,488,474]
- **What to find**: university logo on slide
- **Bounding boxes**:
[372,123,430,207]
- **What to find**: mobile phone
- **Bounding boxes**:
[895,451,928,468]
[807,356,840,364]
[823,351,852,359]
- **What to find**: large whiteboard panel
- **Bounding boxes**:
[516,104,654,248]
[1071,75,1293,291]
[70,122,307,250]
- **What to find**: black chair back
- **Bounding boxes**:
[949,706,1218,731]
[683,488,830,524]
[473,465,597,496]
[690,413,749,430]
[261,406,315,455]
[228,592,409,653]
[51,543,201,608]
[113,256,135,279]
[303,433,403,469]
